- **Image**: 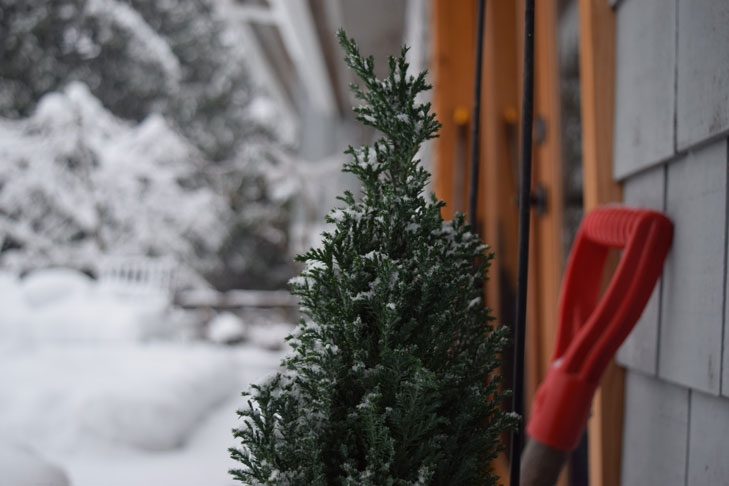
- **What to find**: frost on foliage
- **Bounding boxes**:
[0,83,292,288]
[231,31,516,485]
[0,0,264,160]
[84,0,182,84]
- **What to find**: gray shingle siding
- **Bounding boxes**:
[659,143,726,395]
[616,165,666,375]
[613,0,676,179]
[687,390,729,485]
[612,0,729,483]
[676,0,729,150]
[621,371,689,486]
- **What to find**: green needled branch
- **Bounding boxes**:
[229,30,517,486]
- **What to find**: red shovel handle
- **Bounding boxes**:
[526,206,673,452]
[581,205,645,248]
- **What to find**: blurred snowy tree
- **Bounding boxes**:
[0,83,295,289]
[0,0,297,289]
[0,1,176,125]
[207,147,298,291]
[0,0,265,160]
[0,83,219,283]
[126,0,264,161]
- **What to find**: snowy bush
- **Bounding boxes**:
[0,83,222,282]
[0,83,297,289]
[0,0,298,290]
[0,0,264,161]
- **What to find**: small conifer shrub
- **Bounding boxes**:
[230,30,516,485]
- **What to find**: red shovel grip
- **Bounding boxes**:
[527,206,673,451]
[581,205,643,248]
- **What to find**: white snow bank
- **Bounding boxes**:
[0,343,242,452]
[0,441,70,486]
[0,269,172,343]
[207,312,248,344]
[58,346,286,486]
[0,270,291,485]
[205,311,295,350]
[21,267,94,306]
[247,322,295,351]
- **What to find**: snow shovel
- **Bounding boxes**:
[519,206,673,486]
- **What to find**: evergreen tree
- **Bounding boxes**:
[230,31,516,485]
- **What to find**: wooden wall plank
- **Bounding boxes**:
[522,2,568,483]
[578,0,621,211]
[480,4,522,483]
[577,1,624,485]
[481,0,520,322]
[430,2,518,481]
[530,0,564,401]
[430,0,477,220]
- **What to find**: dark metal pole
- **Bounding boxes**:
[510,0,536,485]
[468,0,486,227]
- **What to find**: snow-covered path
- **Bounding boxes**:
[1,343,285,486]
[0,269,291,485]
[57,346,284,486]
[59,395,237,486]
[59,389,253,486]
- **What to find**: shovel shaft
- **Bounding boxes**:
[520,439,568,486]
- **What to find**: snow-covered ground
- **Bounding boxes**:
[0,268,291,485]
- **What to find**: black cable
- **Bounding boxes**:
[510,0,535,485]
[468,0,486,227]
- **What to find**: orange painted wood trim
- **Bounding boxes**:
[430,3,567,484]
[480,6,523,481]
[531,0,564,405]
[481,0,520,319]
[430,5,513,480]
[578,1,624,486]
[526,1,567,484]
[579,0,622,210]
[430,0,478,220]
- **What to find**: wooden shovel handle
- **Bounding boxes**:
[520,439,568,486]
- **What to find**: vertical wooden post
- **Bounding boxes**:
[481,4,524,483]
[481,0,520,329]
[530,0,564,410]
[430,0,477,220]
[578,1,623,486]
[431,3,570,484]
[579,0,622,209]
[526,1,568,484]
[431,5,522,481]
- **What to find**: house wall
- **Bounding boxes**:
[612,0,729,484]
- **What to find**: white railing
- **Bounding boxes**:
[97,256,177,296]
